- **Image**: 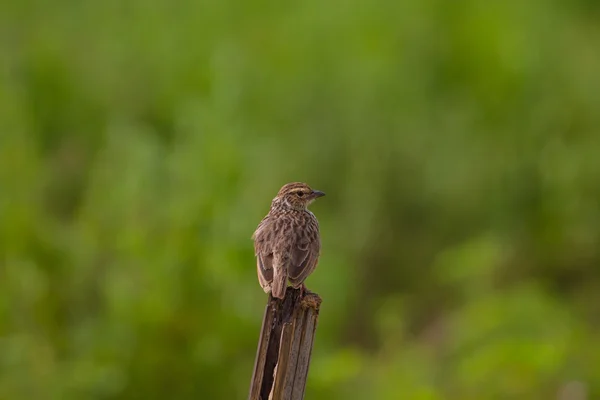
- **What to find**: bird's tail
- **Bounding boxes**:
[271,266,288,299]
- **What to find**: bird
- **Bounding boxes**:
[252,182,325,299]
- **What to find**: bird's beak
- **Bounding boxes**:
[311,190,326,198]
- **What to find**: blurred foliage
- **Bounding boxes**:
[1,0,600,399]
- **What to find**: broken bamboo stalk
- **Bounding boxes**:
[248,288,322,400]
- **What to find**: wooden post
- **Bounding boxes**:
[248,288,322,400]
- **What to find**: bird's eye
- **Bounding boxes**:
[296,191,304,197]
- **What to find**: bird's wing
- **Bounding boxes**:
[253,219,274,291]
[287,236,320,287]
[256,252,273,291]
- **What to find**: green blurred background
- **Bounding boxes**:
[1,0,600,399]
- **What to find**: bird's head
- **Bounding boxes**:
[273,182,325,210]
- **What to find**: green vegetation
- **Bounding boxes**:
[2,0,600,398]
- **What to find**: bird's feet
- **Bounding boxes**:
[297,284,321,309]
[299,283,314,298]
[299,283,307,298]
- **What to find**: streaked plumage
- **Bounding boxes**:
[252,182,325,299]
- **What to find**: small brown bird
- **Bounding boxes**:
[252,182,325,299]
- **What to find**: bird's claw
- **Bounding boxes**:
[299,283,310,298]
